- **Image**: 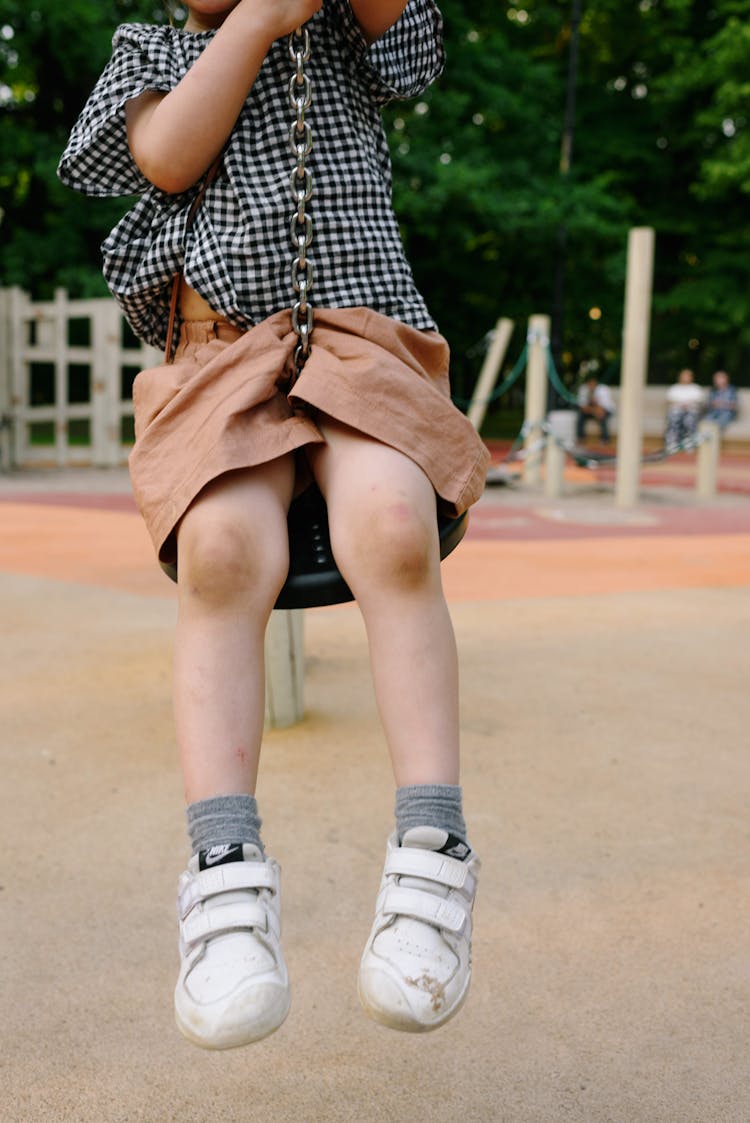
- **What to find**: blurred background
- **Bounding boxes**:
[1,0,749,437]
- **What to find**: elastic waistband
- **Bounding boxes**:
[179,320,245,345]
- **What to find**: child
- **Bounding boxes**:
[664,368,705,449]
[59,0,488,1048]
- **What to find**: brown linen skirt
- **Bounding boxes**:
[128,306,490,564]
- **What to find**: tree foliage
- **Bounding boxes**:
[1,0,749,390]
[385,0,750,387]
[0,0,165,295]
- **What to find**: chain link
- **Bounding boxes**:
[288,26,314,376]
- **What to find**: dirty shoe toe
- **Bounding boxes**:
[358,828,479,1032]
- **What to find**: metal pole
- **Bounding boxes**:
[265,610,305,728]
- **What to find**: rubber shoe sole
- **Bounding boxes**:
[175,972,290,1050]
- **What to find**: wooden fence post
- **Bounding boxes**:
[696,420,720,500]
[544,434,565,498]
[9,287,28,466]
[97,301,125,466]
[0,288,9,409]
[467,317,514,432]
[523,314,550,486]
[52,288,69,467]
[0,289,11,470]
[615,228,655,508]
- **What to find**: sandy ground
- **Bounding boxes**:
[1,464,749,1123]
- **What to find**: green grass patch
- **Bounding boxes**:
[29,421,55,446]
[28,419,91,447]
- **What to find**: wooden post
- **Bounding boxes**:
[615,228,655,508]
[0,289,11,471]
[467,317,514,432]
[99,302,124,467]
[53,288,68,467]
[92,302,109,465]
[0,289,9,412]
[264,609,305,729]
[9,287,27,466]
[523,314,550,486]
[544,434,565,498]
[696,420,720,500]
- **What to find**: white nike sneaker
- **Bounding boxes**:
[358,827,479,1033]
[174,844,290,1049]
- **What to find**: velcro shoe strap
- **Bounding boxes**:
[179,863,277,917]
[385,848,474,893]
[181,900,269,948]
[381,885,468,935]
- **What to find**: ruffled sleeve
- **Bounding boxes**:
[330,0,445,105]
[58,23,187,197]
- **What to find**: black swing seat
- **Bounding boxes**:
[160,482,468,611]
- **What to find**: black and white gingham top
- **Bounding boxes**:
[58,0,444,351]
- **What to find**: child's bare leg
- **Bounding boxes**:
[308,418,459,787]
[173,457,294,802]
[308,418,478,1033]
[171,457,295,1051]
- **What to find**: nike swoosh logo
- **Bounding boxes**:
[204,845,241,866]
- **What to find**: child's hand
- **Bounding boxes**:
[235,0,323,43]
[127,0,323,194]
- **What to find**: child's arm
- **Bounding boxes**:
[126,0,322,194]
[349,1,409,43]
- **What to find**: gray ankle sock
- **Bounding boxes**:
[395,783,467,844]
[186,794,264,856]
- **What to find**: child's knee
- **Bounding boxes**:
[178,515,288,607]
[336,499,437,590]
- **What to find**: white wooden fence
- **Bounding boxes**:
[0,286,160,469]
[0,286,305,727]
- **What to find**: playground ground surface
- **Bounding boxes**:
[1,444,749,1122]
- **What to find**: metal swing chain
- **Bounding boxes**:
[288,25,314,378]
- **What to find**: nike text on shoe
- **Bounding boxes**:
[174,844,290,1049]
[358,827,480,1033]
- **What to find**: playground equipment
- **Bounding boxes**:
[616,226,655,508]
[466,317,515,432]
[480,321,723,504]
[475,225,727,504]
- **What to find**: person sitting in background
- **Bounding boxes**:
[703,370,739,433]
[576,376,615,444]
[664,368,705,449]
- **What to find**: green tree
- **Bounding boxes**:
[389,0,750,389]
[0,0,164,295]
[386,0,631,391]
[2,0,750,395]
